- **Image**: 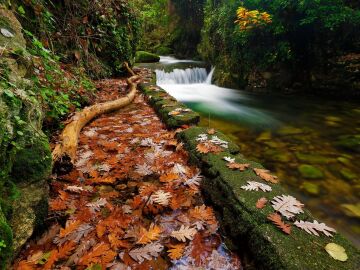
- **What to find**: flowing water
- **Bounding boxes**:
[142,56,360,247]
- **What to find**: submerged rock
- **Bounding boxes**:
[256,131,272,141]
[301,181,320,195]
[264,149,292,163]
[277,126,304,136]
[341,203,360,218]
[298,164,324,179]
[335,134,360,153]
[295,152,333,164]
[340,168,357,181]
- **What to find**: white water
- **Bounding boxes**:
[156,63,277,126]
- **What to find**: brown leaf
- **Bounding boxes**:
[227,162,250,171]
[160,173,179,183]
[171,225,197,242]
[267,213,291,234]
[59,220,81,238]
[256,197,268,209]
[253,168,279,183]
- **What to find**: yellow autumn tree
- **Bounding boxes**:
[235,7,272,30]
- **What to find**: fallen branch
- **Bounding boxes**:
[52,74,140,174]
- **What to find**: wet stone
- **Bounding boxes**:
[298,164,324,179]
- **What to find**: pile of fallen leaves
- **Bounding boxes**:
[14,73,241,269]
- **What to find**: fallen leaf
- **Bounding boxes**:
[256,197,268,209]
[325,243,348,261]
[294,220,336,237]
[227,162,250,171]
[253,168,278,183]
[267,213,291,234]
[171,225,197,242]
[241,181,272,192]
[271,195,304,219]
[129,243,164,263]
[207,128,216,135]
[137,223,162,244]
[167,243,186,260]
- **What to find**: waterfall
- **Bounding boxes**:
[205,67,215,84]
[156,67,208,84]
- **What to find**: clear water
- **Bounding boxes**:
[142,56,360,247]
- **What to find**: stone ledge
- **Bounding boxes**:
[139,83,200,128]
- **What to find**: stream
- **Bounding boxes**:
[139,56,360,247]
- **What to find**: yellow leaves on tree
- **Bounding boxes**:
[235,7,272,31]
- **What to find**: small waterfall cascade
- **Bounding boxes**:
[205,67,215,84]
[156,67,209,84]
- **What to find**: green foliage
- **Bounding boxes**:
[199,0,360,89]
[135,51,160,63]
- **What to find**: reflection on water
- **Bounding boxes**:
[145,57,360,247]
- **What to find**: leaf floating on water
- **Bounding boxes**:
[256,197,268,209]
[253,168,278,183]
[271,195,304,219]
[267,213,291,234]
[241,181,272,192]
[171,225,197,242]
[294,220,336,237]
[325,243,348,261]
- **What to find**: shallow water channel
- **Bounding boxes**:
[139,56,360,247]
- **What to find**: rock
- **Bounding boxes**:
[325,116,342,122]
[295,152,333,164]
[340,168,357,181]
[277,126,304,136]
[301,181,320,195]
[337,157,352,166]
[155,46,173,55]
[298,164,324,179]
[135,51,160,63]
[335,134,360,153]
[256,131,272,142]
[10,180,49,255]
[341,203,360,218]
[0,206,12,268]
[264,149,292,163]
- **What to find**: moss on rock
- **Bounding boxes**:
[0,205,13,269]
[135,51,160,63]
[298,164,324,179]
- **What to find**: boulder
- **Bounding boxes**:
[135,51,160,63]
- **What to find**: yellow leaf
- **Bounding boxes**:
[167,243,186,260]
[325,243,348,262]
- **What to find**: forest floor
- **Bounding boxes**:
[12,69,241,270]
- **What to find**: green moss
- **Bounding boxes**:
[11,136,51,183]
[135,51,160,63]
[155,46,173,55]
[336,134,360,153]
[0,206,13,269]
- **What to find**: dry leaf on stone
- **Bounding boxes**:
[267,213,291,234]
[129,242,164,263]
[223,156,235,163]
[294,220,336,237]
[271,195,304,219]
[227,162,250,171]
[171,225,197,242]
[256,197,268,209]
[325,243,348,261]
[207,128,216,135]
[253,168,278,183]
[241,181,272,192]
